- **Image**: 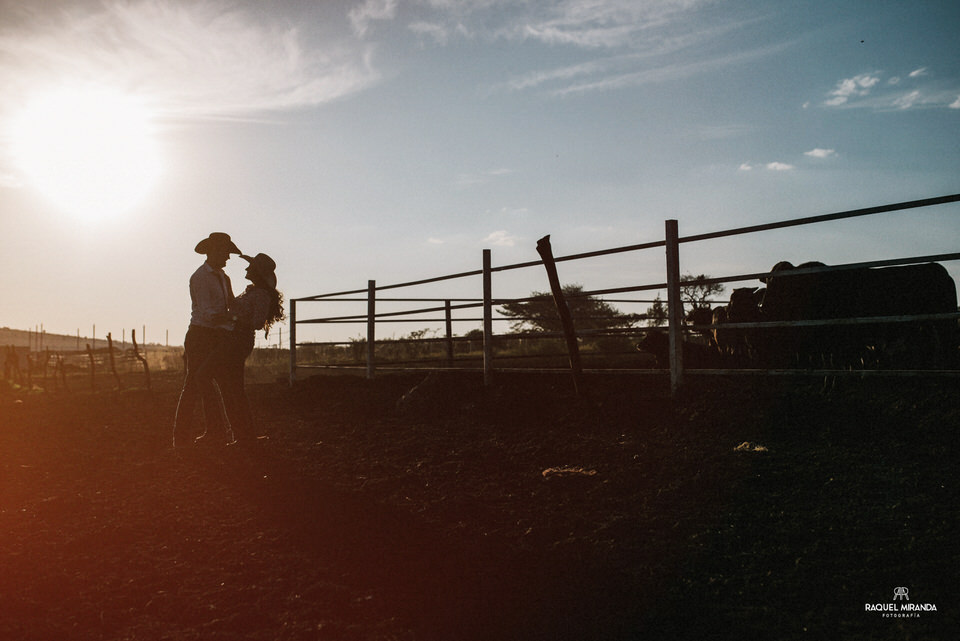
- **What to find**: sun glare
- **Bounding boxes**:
[10,85,161,220]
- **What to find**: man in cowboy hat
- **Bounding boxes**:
[173,232,241,448]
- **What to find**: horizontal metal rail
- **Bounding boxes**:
[679,193,960,244]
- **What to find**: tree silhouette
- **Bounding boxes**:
[681,273,725,310]
[643,274,725,325]
[499,284,639,334]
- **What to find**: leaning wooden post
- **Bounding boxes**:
[288,299,297,386]
[482,250,494,386]
[536,235,585,396]
[131,330,151,390]
[366,280,376,380]
[665,219,684,394]
[444,300,454,367]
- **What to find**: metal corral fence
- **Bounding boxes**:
[290,194,960,391]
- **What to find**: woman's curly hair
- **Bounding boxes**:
[264,290,285,337]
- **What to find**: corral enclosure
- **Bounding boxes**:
[290,195,960,386]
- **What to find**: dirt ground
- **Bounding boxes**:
[1,369,957,640]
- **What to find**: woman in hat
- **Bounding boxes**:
[218,252,284,445]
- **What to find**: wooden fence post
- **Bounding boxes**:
[665,219,684,394]
[131,330,151,390]
[85,344,96,392]
[288,299,297,386]
[536,235,585,396]
[107,333,123,391]
[366,280,376,380]
[482,249,493,386]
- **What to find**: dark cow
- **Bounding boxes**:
[685,306,719,348]
[756,261,957,368]
[636,330,719,369]
[712,287,765,366]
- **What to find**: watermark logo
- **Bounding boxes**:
[865,586,936,619]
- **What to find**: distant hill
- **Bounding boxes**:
[0,327,169,352]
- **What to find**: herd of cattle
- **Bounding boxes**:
[639,260,959,370]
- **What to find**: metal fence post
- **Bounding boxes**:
[665,219,684,394]
[288,299,297,386]
[367,280,376,379]
[482,249,493,386]
[444,299,454,367]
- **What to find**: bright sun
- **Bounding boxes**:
[10,85,161,220]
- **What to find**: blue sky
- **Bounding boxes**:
[0,0,958,346]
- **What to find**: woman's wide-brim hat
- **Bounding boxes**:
[195,232,241,255]
[241,253,278,289]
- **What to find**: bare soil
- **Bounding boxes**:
[1,370,957,640]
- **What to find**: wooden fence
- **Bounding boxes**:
[289,194,960,391]
[3,332,183,392]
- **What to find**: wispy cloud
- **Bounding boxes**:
[951,96,960,109]
[505,0,717,50]
[804,148,835,159]
[0,1,380,121]
[484,230,518,247]
[821,67,959,110]
[738,163,753,172]
[411,0,776,97]
[548,41,792,96]
[892,90,921,110]
[350,0,398,38]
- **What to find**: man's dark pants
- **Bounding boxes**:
[173,325,229,446]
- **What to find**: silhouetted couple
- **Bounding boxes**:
[173,232,284,449]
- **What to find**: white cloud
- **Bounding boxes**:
[950,96,960,109]
[738,163,753,171]
[804,148,835,159]
[819,68,960,110]
[0,2,380,121]
[349,0,398,37]
[824,73,881,106]
[484,230,517,247]
[427,237,445,245]
[765,162,794,171]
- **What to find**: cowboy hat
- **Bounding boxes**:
[195,232,241,255]
[241,253,277,289]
